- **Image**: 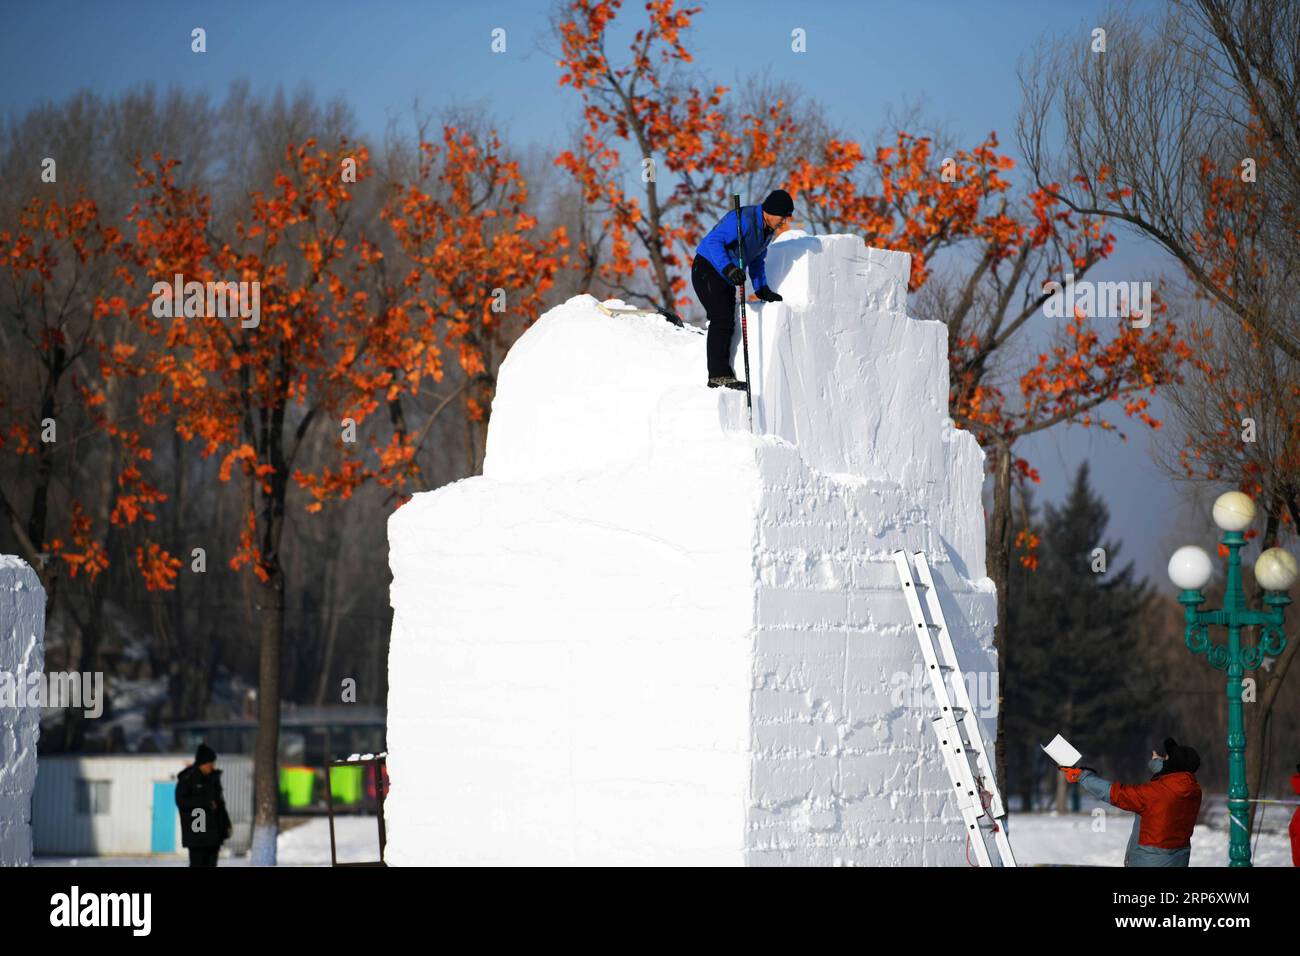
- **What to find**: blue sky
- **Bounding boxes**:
[4,0,1161,153]
[2,0,1204,581]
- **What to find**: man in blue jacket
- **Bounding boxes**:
[692,189,791,388]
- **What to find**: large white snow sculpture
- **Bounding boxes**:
[386,232,997,865]
[0,556,44,866]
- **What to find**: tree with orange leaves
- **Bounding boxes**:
[790,132,1028,290]
[0,195,167,587]
[132,143,380,863]
[0,193,178,747]
[554,0,795,313]
[380,126,567,474]
[130,131,563,863]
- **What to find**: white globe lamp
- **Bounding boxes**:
[1212,491,1256,532]
[1255,548,1299,592]
[1168,545,1213,591]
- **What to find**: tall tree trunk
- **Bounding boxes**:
[313,612,342,707]
[249,563,285,865]
[28,344,64,564]
[25,343,67,618]
[63,571,108,751]
[313,556,340,707]
[249,393,289,866]
[599,63,676,307]
[63,421,120,751]
[169,429,186,721]
[641,175,673,310]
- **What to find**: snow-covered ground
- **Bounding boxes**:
[34,816,383,867]
[31,811,1295,866]
[1009,810,1294,867]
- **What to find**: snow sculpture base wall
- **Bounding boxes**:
[0,556,45,867]
[386,233,996,865]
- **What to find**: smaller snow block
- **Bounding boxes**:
[386,235,997,865]
[0,556,45,867]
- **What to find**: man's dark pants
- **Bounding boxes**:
[188,846,219,867]
[692,254,739,378]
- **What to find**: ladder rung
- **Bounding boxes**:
[937,732,977,754]
[896,547,1014,866]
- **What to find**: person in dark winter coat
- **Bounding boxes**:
[1063,737,1203,867]
[176,743,232,867]
[693,189,792,388]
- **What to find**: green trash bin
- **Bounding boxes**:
[280,766,315,809]
[330,765,364,806]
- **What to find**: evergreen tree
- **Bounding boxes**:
[1004,463,1156,810]
[1004,487,1053,810]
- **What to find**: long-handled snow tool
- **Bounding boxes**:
[593,300,687,328]
[732,194,754,432]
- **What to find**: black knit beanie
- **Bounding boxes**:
[762,189,794,217]
[1161,737,1200,775]
[195,743,217,765]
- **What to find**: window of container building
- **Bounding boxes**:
[75,779,111,815]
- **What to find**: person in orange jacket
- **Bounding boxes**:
[1289,764,1300,867]
[1062,737,1202,867]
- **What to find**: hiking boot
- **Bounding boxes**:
[708,374,748,391]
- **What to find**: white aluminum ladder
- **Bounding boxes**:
[892,549,1016,867]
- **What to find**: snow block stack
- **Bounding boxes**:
[386,232,997,865]
[0,556,45,866]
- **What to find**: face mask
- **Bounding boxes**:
[1148,758,1165,774]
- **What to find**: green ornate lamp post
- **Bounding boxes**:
[1167,491,1298,867]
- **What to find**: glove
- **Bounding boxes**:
[722,263,745,286]
[755,286,782,302]
[1061,766,1084,784]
